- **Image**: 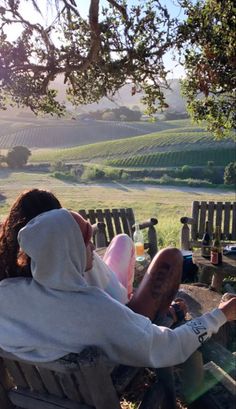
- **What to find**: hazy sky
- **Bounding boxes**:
[5,0,185,78]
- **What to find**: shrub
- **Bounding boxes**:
[103,167,123,180]
[186,178,212,187]
[159,174,172,184]
[207,160,215,167]
[51,171,77,182]
[181,165,192,178]
[83,166,105,180]
[50,161,67,172]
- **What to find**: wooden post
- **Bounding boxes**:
[95,222,106,248]
[180,222,190,250]
[148,224,158,258]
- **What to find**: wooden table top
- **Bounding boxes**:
[192,249,236,275]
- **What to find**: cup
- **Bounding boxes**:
[135,242,145,261]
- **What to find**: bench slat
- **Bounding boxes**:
[95,209,108,244]
[78,361,121,409]
[112,209,122,235]
[120,208,130,236]
[126,208,135,235]
[199,201,207,239]
[37,368,65,398]
[19,362,47,394]
[223,202,231,240]
[104,209,115,241]
[88,210,96,226]
[191,201,199,240]
[78,209,87,220]
[56,373,82,402]
[215,202,223,236]
[3,359,28,389]
[207,201,215,237]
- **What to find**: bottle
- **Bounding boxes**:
[201,221,211,258]
[210,226,222,265]
[133,222,145,261]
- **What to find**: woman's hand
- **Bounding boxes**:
[218,295,236,321]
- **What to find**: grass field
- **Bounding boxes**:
[0,170,234,247]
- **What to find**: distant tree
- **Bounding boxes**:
[73,164,84,179]
[102,111,116,121]
[224,162,236,185]
[177,0,236,138]
[164,111,189,121]
[115,106,141,121]
[6,146,31,168]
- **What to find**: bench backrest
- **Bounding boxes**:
[79,208,135,242]
[0,346,169,409]
[78,208,158,258]
[180,201,236,249]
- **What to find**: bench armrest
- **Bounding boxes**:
[180,217,192,250]
[139,218,158,230]
[180,217,194,225]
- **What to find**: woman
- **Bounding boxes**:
[0,189,62,280]
[0,207,233,369]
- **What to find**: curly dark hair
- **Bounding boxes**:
[0,189,62,280]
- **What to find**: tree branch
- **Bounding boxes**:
[107,0,128,21]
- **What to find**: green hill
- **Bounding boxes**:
[0,117,196,149]
[29,120,235,168]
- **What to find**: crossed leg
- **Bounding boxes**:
[127,247,183,320]
[103,235,183,318]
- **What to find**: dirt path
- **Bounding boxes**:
[0,181,234,196]
[110,181,235,195]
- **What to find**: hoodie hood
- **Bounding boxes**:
[18,208,88,291]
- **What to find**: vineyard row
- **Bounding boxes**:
[106,148,234,168]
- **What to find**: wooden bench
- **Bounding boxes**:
[0,347,174,409]
[78,208,158,259]
[180,201,236,250]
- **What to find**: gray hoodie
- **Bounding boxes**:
[0,208,226,366]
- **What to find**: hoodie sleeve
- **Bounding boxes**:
[122,308,227,368]
[98,296,227,368]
